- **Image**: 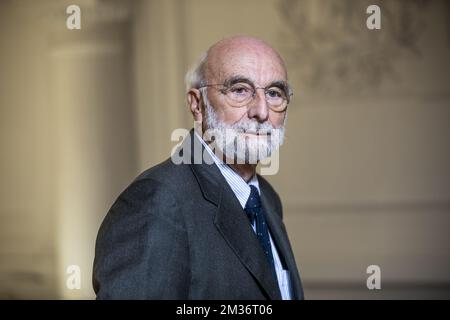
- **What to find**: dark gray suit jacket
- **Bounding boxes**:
[93,130,304,299]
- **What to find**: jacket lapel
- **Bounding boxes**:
[213,185,282,300]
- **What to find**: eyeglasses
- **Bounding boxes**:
[198,79,293,112]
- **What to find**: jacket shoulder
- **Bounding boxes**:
[93,158,191,298]
[133,157,194,189]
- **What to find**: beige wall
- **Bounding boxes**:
[0,0,449,299]
[0,0,138,299]
[0,1,57,298]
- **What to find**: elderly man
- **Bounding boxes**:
[93,36,304,300]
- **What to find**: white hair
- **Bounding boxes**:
[185,51,208,92]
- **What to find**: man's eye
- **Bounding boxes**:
[230,86,250,95]
[266,89,282,98]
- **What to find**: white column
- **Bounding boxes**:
[48,0,136,299]
[132,0,190,169]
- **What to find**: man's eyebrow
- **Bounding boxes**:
[223,75,254,87]
[267,80,289,90]
[223,76,289,91]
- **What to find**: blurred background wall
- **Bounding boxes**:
[0,0,449,299]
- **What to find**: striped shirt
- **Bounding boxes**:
[195,132,292,300]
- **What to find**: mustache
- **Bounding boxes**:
[227,119,275,132]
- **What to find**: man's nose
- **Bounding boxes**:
[247,89,269,123]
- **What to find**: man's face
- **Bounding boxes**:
[205,45,288,130]
[201,41,289,164]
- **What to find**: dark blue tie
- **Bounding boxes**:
[245,185,277,281]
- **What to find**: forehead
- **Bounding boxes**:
[207,48,287,85]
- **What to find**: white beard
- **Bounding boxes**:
[202,94,286,164]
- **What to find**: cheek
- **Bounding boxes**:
[269,112,286,128]
[211,104,245,124]
[207,95,235,121]
[223,108,246,123]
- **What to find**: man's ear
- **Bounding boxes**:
[187,89,203,122]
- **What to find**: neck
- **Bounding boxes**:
[228,163,257,182]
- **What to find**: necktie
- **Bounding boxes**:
[245,185,277,281]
